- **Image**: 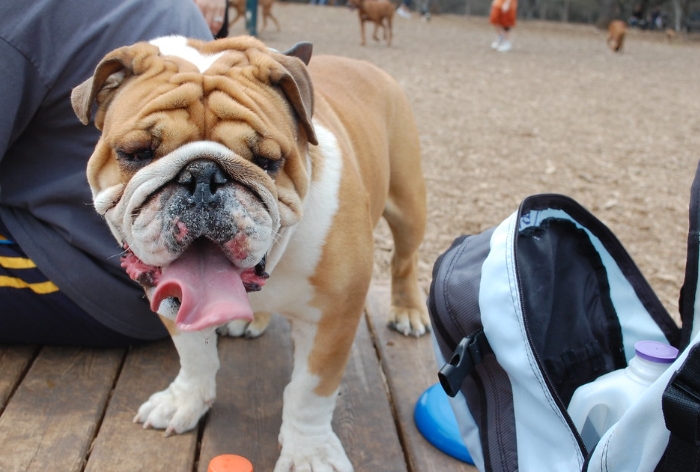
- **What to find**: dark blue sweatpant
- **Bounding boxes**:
[0,217,155,347]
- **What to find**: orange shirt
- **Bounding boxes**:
[490,0,517,28]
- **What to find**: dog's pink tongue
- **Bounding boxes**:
[150,240,253,332]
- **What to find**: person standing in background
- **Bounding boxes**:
[490,0,517,52]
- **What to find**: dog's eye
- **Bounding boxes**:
[117,148,154,163]
[252,155,282,174]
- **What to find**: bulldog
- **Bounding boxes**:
[71,35,428,471]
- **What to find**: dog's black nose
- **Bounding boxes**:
[177,160,229,205]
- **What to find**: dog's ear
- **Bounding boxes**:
[71,44,156,128]
[272,43,318,146]
[283,42,313,66]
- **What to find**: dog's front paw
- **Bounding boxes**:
[274,429,353,472]
[388,306,431,337]
[221,311,273,338]
[133,378,214,436]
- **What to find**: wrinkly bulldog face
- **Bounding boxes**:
[95,141,277,270]
[73,35,318,276]
[72,36,319,328]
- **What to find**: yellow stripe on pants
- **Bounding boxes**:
[0,276,59,294]
[0,256,37,269]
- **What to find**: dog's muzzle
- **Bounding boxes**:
[108,142,280,332]
[178,160,230,207]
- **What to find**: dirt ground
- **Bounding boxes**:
[235,3,700,323]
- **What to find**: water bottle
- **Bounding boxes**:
[207,454,254,472]
[567,340,678,450]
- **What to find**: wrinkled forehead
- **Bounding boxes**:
[102,37,288,134]
[147,35,279,74]
[149,36,225,72]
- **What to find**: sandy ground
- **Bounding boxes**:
[233,3,700,323]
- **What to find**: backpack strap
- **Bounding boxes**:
[654,159,700,471]
[678,161,700,351]
[657,343,700,471]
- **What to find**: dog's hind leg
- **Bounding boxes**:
[372,23,382,42]
[269,12,281,31]
[228,0,245,31]
[386,17,393,46]
[228,12,243,31]
[383,195,428,336]
[383,114,428,336]
[262,4,281,31]
[359,18,367,45]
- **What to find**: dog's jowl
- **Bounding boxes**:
[72,35,428,471]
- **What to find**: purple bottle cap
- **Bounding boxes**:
[634,340,679,364]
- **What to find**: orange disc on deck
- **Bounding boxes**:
[207,454,254,472]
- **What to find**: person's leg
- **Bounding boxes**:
[496,3,516,51]
[398,0,412,19]
[497,26,513,51]
[420,0,431,20]
[489,4,505,48]
[491,26,503,49]
[0,217,156,347]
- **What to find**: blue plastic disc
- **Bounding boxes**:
[414,383,474,464]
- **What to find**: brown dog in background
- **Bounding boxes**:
[607,19,626,52]
[348,0,396,46]
[229,0,281,33]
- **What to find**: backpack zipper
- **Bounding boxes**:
[514,207,589,459]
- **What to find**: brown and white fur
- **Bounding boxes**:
[607,19,626,52]
[348,0,396,46]
[229,0,281,33]
[71,36,427,471]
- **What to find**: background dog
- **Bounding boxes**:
[71,36,427,471]
[348,0,396,46]
[607,19,626,52]
[229,0,281,33]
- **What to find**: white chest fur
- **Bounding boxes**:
[249,123,342,323]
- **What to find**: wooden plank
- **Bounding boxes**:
[365,281,477,472]
[0,346,124,472]
[197,314,291,472]
[334,314,408,471]
[84,339,197,472]
[0,345,39,411]
[198,313,408,472]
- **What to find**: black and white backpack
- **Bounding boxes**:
[428,161,700,472]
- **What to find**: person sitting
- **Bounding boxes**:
[0,0,215,347]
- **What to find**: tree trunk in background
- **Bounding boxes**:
[597,0,617,26]
[679,0,691,30]
[638,0,651,19]
[672,0,682,29]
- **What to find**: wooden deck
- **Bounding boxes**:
[0,282,477,472]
